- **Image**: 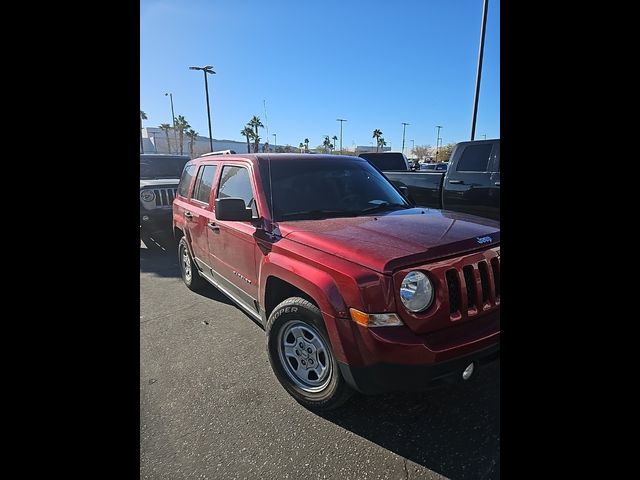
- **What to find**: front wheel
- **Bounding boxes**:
[266,297,353,410]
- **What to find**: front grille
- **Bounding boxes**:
[152,188,178,207]
[445,270,460,314]
[463,266,476,309]
[443,250,500,318]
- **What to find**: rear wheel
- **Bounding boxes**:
[178,237,206,292]
[266,297,353,410]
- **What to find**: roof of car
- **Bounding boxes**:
[189,153,367,166]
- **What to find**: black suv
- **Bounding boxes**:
[140,154,190,249]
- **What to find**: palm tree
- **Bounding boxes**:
[140,111,147,153]
[332,135,338,154]
[377,137,387,152]
[372,129,383,152]
[247,115,264,152]
[322,136,331,153]
[263,142,269,153]
[174,115,190,155]
[304,138,309,153]
[241,127,255,153]
[186,129,198,158]
[159,124,172,154]
[299,142,304,153]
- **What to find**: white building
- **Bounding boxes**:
[141,127,274,157]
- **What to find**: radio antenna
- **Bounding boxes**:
[263,99,270,139]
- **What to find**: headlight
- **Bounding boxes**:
[140,190,155,202]
[400,271,434,313]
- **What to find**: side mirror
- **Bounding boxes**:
[215,198,252,221]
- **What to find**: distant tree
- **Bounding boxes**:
[304,138,309,153]
[140,111,147,153]
[174,115,190,155]
[241,127,254,153]
[437,143,456,163]
[377,136,387,152]
[281,145,296,153]
[298,142,305,153]
[159,123,172,154]
[263,141,269,153]
[332,135,338,153]
[412,145,433,162]
[372,129,383,152]
[186,129,198,158]
[248,116,264,152]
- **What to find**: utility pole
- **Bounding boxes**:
[401,122,410,155]
[435,125,443,162]
[336,118,347,154]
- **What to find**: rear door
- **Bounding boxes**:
[207,163,260,311]
[184,163,218,263]
[442,142,498,219]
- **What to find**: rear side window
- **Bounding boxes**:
[193,165,218,204]
[218,166,257,216]
[456,144,493,172]
[177,165,196,197]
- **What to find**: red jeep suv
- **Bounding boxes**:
[173,154,500,410]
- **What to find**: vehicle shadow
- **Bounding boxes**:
[315,361,500,480]
[140,245,236,308]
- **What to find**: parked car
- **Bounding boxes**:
[380,139,500,221]
[140,154,190,249]
[173,153,500,410]
[420,162,449,171]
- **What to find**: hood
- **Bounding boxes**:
[140,179,180,188]
[278,208,499,274]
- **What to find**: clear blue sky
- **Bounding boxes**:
[141,0,499,150]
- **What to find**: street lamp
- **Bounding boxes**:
[336,118,347,154]
[189,65,216,152]
[272,133,276,152]
[470,0,489,140]
[435,125,443,162]
[482,134,487,140]
[164,92,177,154]
[401,122,410,154]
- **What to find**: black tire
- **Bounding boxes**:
[266,297,353,411]
[178,237,206,292]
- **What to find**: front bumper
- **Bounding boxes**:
[338,343,499,394]
[325,309,500,394]
[140,208,173,236]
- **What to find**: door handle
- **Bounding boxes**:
[494,182,501,186]
[449,179,463,184]
[184,211,193,219]
[207,221,220,231]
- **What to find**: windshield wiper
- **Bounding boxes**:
[359,202,410,214]
[279,209,360,220]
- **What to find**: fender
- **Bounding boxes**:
[260,252,364,365]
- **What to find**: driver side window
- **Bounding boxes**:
[217,166,258,217]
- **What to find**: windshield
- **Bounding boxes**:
[140,156,190,179]
[263,157,409,221]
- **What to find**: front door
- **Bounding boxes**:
[207,164,260,311]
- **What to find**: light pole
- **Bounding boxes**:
[401,122,410,154]
[482,134,487,140]
[336,118,347,154]
[189,65,216,152]
[435,125,443,162]
[164,92,177,154]
[470,0,489,140]
[273,133,277,152]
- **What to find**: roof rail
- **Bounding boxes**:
[201,149,236,157]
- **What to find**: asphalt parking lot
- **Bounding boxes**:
[140,245,500,480]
